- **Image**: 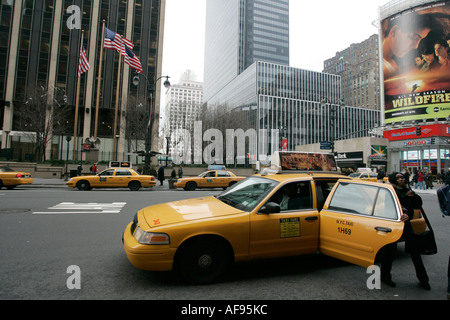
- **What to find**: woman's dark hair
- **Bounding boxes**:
[388,172,402,185]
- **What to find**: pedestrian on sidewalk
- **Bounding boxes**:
[415,170,425,190]
[157,164,165,186]
[381,172,431,290]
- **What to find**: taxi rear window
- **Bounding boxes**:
[328,183,398,220]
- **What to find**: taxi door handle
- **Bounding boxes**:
[375,227,392,233]
[305,216,318,221]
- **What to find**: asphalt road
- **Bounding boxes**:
[0,183,448,304]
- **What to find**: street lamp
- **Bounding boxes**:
[132,73,171,175]
[320,97,344,156]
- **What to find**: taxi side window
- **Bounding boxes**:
[268,181,312,211]
[204,171,216,178]
[99,169,114,176]
[217,171,230,177]
[329,183,398,220]
[373,188,398,219]
[116,169,132,176]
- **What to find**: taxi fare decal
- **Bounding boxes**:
[280,217,300,238]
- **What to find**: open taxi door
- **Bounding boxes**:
[319,180,404,267]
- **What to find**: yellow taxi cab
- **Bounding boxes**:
[0,165,33,189]
[123,152,405,284]
[67,162,155,191]
[348,171,378,182]
[173,167,245,190]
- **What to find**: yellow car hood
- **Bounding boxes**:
[141,196,244,228]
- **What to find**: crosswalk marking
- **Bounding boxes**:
[32,202,126,215]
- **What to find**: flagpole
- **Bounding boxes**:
[112,49,122,161]
[94,20,105,139]
[73,30,84,160]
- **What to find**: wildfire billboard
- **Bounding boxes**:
[382,1,450,123]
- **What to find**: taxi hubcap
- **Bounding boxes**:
[198,254,212,269]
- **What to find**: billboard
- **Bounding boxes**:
[382,1,450,123]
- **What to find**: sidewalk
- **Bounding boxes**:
[25,178,172,190]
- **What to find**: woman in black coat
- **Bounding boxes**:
[381,172,431,290]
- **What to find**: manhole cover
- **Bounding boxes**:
[0,208,30,214]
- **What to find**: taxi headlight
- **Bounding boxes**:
[133,227,170,245]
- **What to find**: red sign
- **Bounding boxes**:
[383,124,450,141]
[281,138,288,151]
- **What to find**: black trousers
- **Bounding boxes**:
[381,242,429,283]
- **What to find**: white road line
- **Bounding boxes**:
[32,202,126,215]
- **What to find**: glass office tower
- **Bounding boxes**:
[203,0,379,161]
[207,61,380,159]
[204,0,289,103]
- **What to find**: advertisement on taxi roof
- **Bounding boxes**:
[279,152,337,171]
[382,1,450,123]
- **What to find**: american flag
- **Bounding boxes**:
[78,46,90,77]
[104,27,133,55]
[124,44,143,74]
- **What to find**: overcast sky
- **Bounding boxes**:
[159,0,389,113]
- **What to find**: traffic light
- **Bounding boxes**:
[416,127,421,136]
[431,137,436,144]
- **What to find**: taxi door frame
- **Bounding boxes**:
[200,171,216,188]
[318,180,404,268]
[249,180,319,260]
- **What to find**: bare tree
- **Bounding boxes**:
[124,97,148,154]
[14,85,70,162]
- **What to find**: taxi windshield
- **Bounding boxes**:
[216,177,278,211]
[348,173,360,178]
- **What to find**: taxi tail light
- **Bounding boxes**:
[151,176,154,181]
[16,173,22,178]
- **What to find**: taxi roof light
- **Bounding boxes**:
[265,151,337,174]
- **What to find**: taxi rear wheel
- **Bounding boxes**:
[177,238,231,284]
[128,181,141,191]
[185,181,197,191]
[76,180,90,191]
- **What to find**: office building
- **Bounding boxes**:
[164,70,203,156]
[203,0,380,164]
[323,34,381,111]
[0,0,166,162]
[204,0,289,103]
[379,0,450,174]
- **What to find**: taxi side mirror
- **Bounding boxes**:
[259,202,280,214]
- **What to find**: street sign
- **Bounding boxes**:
[320,141,332,150]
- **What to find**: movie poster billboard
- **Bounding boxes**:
[382,1,450,123]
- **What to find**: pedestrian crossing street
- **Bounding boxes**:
[32,202,126,215]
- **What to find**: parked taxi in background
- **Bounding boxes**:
[348,171,378,182]
[67,162,155,191]
[123,152,407,284]
[0,165,33,189]
[173,166,245,190]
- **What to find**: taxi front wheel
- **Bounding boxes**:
[76,180,90,191]
[177,238,231,284]
[185,181,197,191]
